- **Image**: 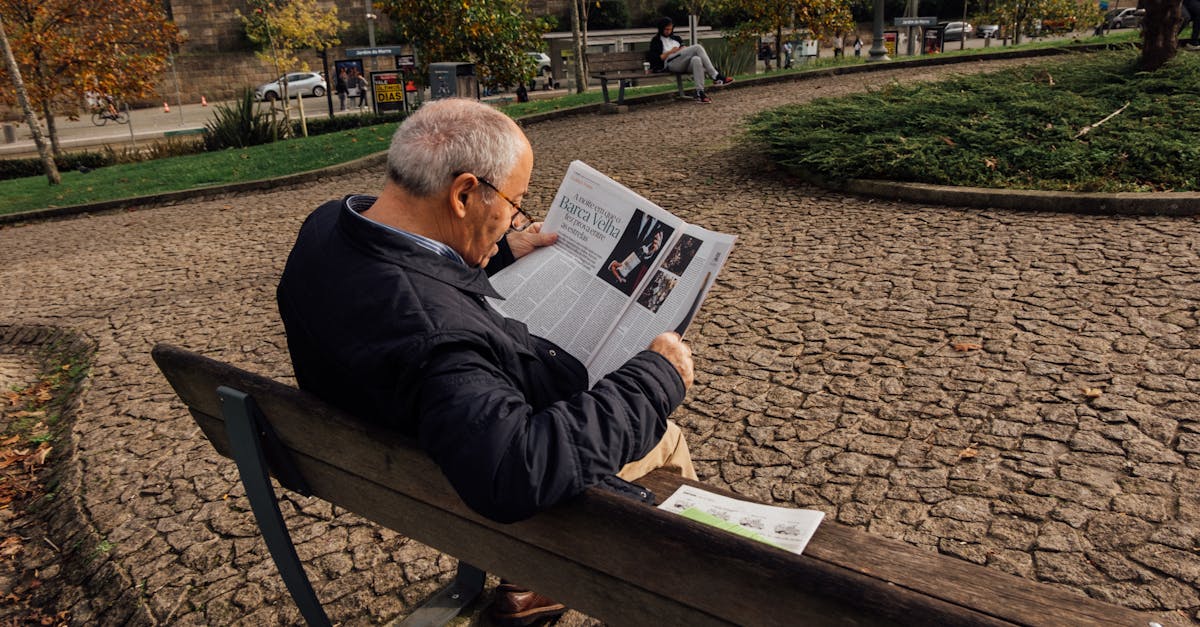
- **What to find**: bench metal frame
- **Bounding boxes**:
[219,386,484,627]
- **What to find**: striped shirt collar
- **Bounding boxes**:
[345,194,465,265]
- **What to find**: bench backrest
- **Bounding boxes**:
[152,344,1150,627]
[586,51,653,74]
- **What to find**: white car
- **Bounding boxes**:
[526,52,558,89]
[527,52,551,76]
[254,72,327,101]
[940,21,974,42]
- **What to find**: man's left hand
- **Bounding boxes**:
[507,222,557,260]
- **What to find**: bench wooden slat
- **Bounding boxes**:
[584,51,685,106]
[152,344,1152,627]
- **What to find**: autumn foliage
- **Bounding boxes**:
[376,0,550,88]
[0,0,180,151]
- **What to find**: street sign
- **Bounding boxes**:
[347,46,405,57]
[894,17,938,27]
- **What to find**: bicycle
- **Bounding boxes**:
[91,103,128,126]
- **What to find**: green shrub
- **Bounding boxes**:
[744,48,1200,192]
[297,110,407,136]
[0,151,113,181]
[203,89,289,150]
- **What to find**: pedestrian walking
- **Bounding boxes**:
[356,72,369,109]
[336,69,348,111]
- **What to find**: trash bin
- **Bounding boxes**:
[429,62,478,100]
[2,124,15,144]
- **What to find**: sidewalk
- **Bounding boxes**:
[1,86,569,160]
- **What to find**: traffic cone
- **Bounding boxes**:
[163,101,170,113]
[201,96,208,107]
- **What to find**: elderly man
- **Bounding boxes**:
[276,98,697,625]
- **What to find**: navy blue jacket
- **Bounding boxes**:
[276,198,685,522]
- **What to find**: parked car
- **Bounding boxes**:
[526,52,558,89]
[976,24,1000,38]
[254,72,327,101]
[1103,7,1144,29]
[527,52,551,76]
[940,21,974,42]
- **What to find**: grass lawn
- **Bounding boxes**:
[1,124,400,216]
[745,45,1200,192]
[0,31,1160,217]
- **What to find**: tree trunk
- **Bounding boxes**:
[40,100,61,157]
[580,0,589,84]
[0,18,60,185]
[570,0,586,93]
[1141,0,1180,70]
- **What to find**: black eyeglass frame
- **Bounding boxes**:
[454,171,533,232]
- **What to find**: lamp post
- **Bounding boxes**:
[868,0,890,61]
[365,1,378,71]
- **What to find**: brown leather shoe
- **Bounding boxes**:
[487,582,566,626]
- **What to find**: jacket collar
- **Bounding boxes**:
[335,196,503,299]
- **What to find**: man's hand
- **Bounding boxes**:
[507,222,557,260]
[648,332,694,389]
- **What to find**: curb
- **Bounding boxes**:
[4,41,1181,226]
[0,151,388,227]
[836,177,1200,216]
[0,326,150,625]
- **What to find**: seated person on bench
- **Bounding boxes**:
[276,98,698,626]
[647,16,734,103]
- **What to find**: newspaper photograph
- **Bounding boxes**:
[658,485,825,556]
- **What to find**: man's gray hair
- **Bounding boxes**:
[385,98,526,198]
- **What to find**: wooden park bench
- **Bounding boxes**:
[152,343,1155,627]
[587,51,687,110]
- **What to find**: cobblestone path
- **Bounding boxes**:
[0,58,1197,625]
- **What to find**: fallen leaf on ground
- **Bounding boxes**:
[952,342,983,352]
[31,443,52,466]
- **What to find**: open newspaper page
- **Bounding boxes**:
[659,485,825,556]
[585,223,735,382]
[488,161,731,384]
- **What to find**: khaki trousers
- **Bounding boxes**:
[616,420,698,482]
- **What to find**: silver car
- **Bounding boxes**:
[254,72,328,101]
[941,21,974,42]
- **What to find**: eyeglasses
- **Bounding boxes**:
[474,175,533,232]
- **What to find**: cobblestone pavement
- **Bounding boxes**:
[1,58,1198,625]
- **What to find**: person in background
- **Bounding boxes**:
[647,16,734,104]
[336,69,349,111]
[1181,0,1200,50]
[356,72,369,109]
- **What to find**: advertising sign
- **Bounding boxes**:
[924,28,945,54]
[371,71,406,114]
[883,31,899,56]
[395,54,416,70]
[895,16,938,27]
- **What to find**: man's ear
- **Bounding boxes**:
[449,173,476,219]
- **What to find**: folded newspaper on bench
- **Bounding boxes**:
[489,161,736,385]
[659,485,825,556]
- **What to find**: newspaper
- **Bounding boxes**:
[489,161,736,385]
[658,485,825,556]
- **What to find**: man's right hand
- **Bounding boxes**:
[648,332,694,389]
